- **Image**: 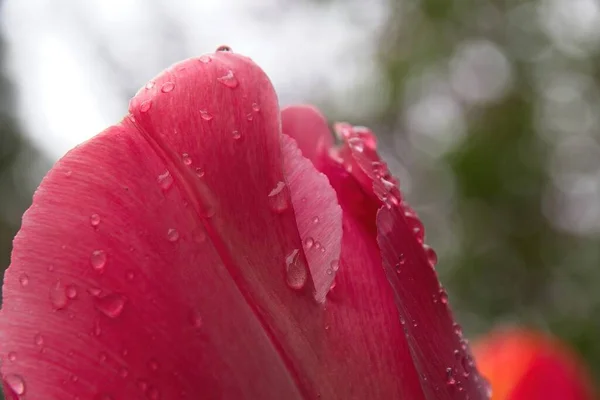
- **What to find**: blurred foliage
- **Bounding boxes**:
[377,0,600,381]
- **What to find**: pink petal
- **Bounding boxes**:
[281,105,333,169]
[0,52,430,399]
[281,133,341,303]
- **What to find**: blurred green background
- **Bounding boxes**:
[0,0,599,393]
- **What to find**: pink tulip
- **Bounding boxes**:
[0,48,489,399]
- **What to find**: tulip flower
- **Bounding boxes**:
[0,48,490,399]
[474,329,596,400]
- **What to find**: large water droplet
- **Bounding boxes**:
[439,288,448,304]
[90,213,101,227]
[157,171,173,191]
[50,280,69,310]
[95,293,127,318]
[90,250,107,272]
[167,228,180,242]
[200,110,213,121]
[161,81,175,93]
[285,249,308,290]
[19,273,29,287]
[330,259,340,272]
[268,181,289,213]
[216,45,232,52]
[4,374,26,395]
[217,70,239,88]
[140,100,152,113]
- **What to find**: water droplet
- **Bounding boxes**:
[119,367,129,378]
[199,55,212,63]
[126,270,135,281]
[34,333,44,346]
[330,260,340,272]
[167,228,180,242]
[19,273,29,287]
[246,112,254,121]
[65,284,78,299]
[7,352,16,362]
[446,367,456,385]
[423,245,438,268]
[217,70,239,88]
[461,355,472,377]
[90,250,107,272]
[4,374,25,395]
[406,214,425,243]
[49,280,69,310]
[195,167,205,178]
[140,100,152,113]
[312,216,320,224]
[453,323,463,336]
[157,171,173,191]
[314,242,322,250]
[439,288,448,304]
[200,110,213,121]
[145,359,158,373]
[89,213,101,228]
[304,237,314,249]
[268,181,289,213]
[285,249,308,290]
[145,81,155,90]
[326,269,333,275]
[216,45,232,52]
[320,246,326,253]
[147,386,160,400]
[95,293,127,318]
[232,130,241,140]
[190,311,203,328]
[182,153,192,166]
[348,137,364,153]
[252,102,260,112]
[161,81,175,93]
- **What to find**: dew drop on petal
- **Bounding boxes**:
[19,273,29,287]
[423,244,438,268]
[140,100,152,113]
[232,130,241,140]
[195,167,205,178]
[34,333,44,346]
[439,288,448,304]
[304,237,314,249]
[216,45,232,52]
[285,249,308,290]
[90,250,107,272]
[182,153,192,166]
[312,216,320,224]
[246,112,254,121]
[200,110,213,121]
[145,81,155,90]
[330,259,340,272]
[4,374,26,395]
[217,70,239,88]
[406,214,425,243]
[252,102,260,112]
[157,171,173,191]
[90,213,101,227]
[167,228,180,242]
[49,280,69,310]
[95,293,127,318]
[161,81,175,93]
[199,55,211,64]
[446,367,456,385]
[268,181,289,213]
[65,284,78,299]
[8,352,16,362]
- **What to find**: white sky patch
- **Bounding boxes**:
[1,0,386,159]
